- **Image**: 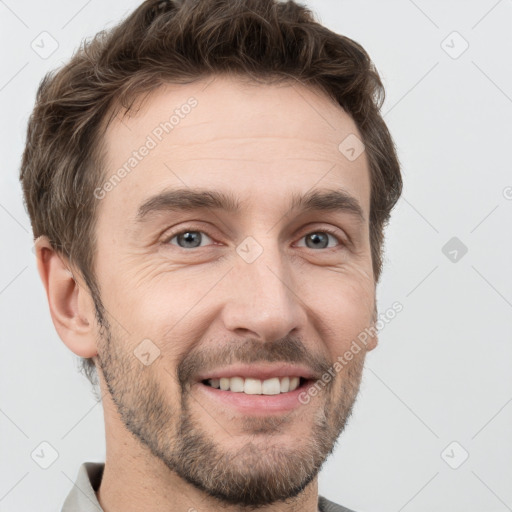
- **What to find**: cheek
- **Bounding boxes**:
[304,267,375,353]
[98,242,375,356]
[106,265,219,352]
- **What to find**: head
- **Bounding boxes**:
[21,0,402,508]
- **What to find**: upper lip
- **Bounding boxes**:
[196,363,317,382]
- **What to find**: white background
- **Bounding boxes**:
[1,1,511,511]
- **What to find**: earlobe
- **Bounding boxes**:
[366,303,379,352]
[35,236,98,358]
[366,331,379,352]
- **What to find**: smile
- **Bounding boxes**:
[203,376,304,395]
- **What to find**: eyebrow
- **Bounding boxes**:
[135,187,365,223]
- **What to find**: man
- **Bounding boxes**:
[20,0,402,510]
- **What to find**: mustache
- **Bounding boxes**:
[177,336,332,387]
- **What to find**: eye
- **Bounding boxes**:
[296,230,343,250]
[166,230,214,249]
[162,227,344,251]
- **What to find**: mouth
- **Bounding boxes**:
[202,376,308,395]
[193,364,317,415]
[197,377,312,415]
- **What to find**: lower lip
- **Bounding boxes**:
[194,380,313,415]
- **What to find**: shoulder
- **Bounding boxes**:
[318,495,358,512]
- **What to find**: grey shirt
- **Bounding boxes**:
[61,462,356,512]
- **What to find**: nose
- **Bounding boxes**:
[220,242,307,342]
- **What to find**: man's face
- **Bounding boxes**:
[92,76,376,507]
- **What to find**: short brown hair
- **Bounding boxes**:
[20,0,402,386]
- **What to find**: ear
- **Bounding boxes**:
[35,236,98,358]
[365,302,379,352]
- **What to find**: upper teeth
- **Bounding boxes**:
[207,376,301,395]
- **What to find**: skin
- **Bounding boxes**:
[36,75,378,512]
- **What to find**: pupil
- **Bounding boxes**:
[306,232,328,249]
[179,231,201,248]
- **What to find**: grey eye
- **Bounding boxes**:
[300,232,338,249]
[170,231,213,249]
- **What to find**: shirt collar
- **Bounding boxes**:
[61,462,104,511]
[61,461,347,512]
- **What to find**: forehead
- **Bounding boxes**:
[99,75,370,223]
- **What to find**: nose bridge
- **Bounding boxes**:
[222,236,305,341]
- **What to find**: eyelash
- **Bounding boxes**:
[162,225,346,250]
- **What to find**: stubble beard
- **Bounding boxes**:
[95,317,366,509]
